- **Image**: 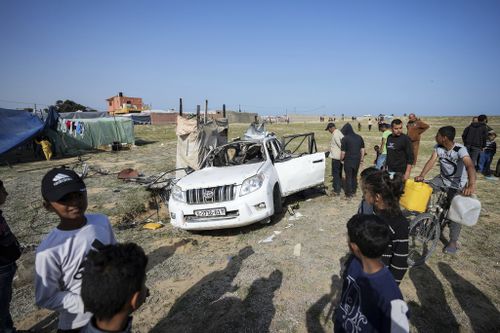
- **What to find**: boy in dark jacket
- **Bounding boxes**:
[81,243,149,333]
[334,214,409,332]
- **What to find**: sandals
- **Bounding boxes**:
[443,246,459,254]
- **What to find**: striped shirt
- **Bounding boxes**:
[485,140,496,154]
[378,212,409,284]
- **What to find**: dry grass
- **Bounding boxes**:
[3,116,499,332]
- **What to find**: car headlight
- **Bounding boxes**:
[240,174,265,196]
[171,185,186,202]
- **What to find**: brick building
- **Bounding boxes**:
[106,92,143,114]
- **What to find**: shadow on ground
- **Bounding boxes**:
[306,274,342,333]
[409,264,459,332]
[306,252,349,333]
[438,262,500,332]
[150,246,283,333]
[146,238,193,272]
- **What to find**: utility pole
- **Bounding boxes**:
[179,98,183,116]
[196,105,201,124]
[204,99,208,123]
[222,104,226,118]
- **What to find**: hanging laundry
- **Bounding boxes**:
[76,121,81,135]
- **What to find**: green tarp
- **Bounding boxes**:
[49,117,134,156]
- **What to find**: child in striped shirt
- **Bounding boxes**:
[361,170,409,284]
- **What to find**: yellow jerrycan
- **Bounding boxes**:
[400,179,433,213]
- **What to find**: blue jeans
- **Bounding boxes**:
[0,263,17,333]
[376,154,386,170]
[479,151,494,175]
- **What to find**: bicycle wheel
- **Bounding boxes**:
[408,213,440,267]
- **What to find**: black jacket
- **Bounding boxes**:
[340,123,365,163]
[0,210,21,266]
[462,122,488,148]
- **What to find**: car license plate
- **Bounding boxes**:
[194,207,226,217]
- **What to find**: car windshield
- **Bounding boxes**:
[204,141,266,167]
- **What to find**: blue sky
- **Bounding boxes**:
[1,0,499,116]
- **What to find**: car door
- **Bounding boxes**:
[271,137,325,196]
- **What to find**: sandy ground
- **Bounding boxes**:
[2,118,500,332]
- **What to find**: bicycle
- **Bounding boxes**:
[406,181,459,267]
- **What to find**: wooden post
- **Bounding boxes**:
[179,98,183,116]
[204,99,208,123]
[222,104,226,118]
[196,105,200,124]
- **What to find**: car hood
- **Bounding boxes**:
[176,162,264,189]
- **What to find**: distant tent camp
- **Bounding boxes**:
[0,107,135,160]
[175,115,228,175]
[0,108,44,155]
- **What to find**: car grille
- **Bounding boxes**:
[186,185,236,204]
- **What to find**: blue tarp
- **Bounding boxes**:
[0,108,44,155]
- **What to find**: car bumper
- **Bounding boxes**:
[168,187,274,230]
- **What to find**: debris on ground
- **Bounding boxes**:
[293,243,302,257]
[143,222,164,230]
[258,234,276,244]
[288,211,304,221]
[118,168,140,179]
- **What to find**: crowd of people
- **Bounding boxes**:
[325,113,496,331]
[0,114,496,332]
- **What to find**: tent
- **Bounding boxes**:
[0,108,44,155]
[48,116,135,156]
[175,115,228,174]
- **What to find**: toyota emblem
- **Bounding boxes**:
[203,189,214,200]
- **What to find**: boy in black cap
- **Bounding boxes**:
[35,168,117,332]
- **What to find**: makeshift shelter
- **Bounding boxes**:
[0,108,44,155]
[175,115,228,174]
[48,116,135,156]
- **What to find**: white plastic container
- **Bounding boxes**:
[447,194,481,226]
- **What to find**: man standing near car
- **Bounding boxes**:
[326,122,344,196]
[386,119,414,180]
[340,123,365,199]
[406,113,429,166]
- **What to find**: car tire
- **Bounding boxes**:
[273,184,283,214]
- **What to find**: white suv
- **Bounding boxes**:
[169,133,326,230]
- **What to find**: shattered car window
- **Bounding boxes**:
[204,142,266,167]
